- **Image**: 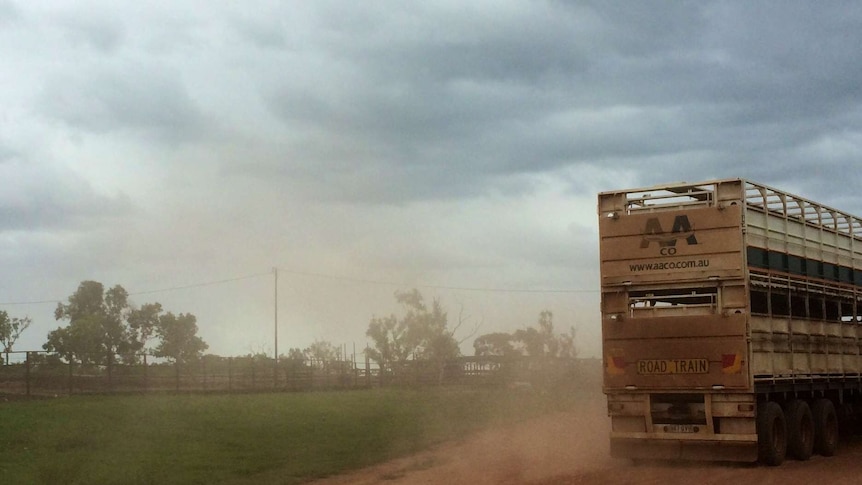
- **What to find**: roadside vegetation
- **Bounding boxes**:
[5,281,576,375]
[1,282,589,483]
[0,386,586,484]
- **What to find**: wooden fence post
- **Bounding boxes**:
[365,352,371,388]
[339,360,346,390]
[106,352,113,392]
[68,357,74,396]
[25,351,31,397]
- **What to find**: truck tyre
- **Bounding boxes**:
[785,399,814,460]
[837,403,856,440]
[812,399,839,456]
[757,401,787,466]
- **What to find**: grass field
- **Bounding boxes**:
[0,387,584,484]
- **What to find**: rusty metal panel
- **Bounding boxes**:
[600,225,744,261]
[750,315,862,378]
[599,179,862,461]
[610,437,758,462]
[600,205,744,285]
[601,179,862,389]
[604,336,749,390]
[600,204,741,242]
[601,253,742,285]
[742,184,862,269]
[603,314,747,340]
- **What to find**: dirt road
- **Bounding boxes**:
[310,394,862,485]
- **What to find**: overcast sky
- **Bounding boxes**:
[2,1,861,360]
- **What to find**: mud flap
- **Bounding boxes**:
[611,438,758,463]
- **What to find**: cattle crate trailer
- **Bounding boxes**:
[599,178,862,465]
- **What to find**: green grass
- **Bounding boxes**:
[0,387,583,484]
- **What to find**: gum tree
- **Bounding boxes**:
[0,311,31,365]
[44,281,140,365]
[366,289,462,382]
[153,312,208,364]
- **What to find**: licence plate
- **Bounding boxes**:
[665,424,698,433]
[637,358,709,375]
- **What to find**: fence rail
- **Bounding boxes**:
[0,351,600,398]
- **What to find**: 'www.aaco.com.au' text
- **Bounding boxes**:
[629,259,710,272]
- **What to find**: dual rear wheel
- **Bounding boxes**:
[757,398,839,465]
[812,399,839,456]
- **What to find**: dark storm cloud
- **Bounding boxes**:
[556,3,862,202]
[251,2,861,208]
[0,162,133,233]
[6,1,862,356]
[231,15,287,50]
[39,66,208,145]
[0,0,21,24]
[258,7,594,202]
[0,193,130,233]
[0,0,18,24]
[54,9,126,53]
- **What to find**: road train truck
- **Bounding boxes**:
[599,178,862,465]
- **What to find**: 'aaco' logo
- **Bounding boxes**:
[640,215,698,255]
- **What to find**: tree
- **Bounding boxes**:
[45,281,140,364]
[366,313,410,375]
[305,339,340,361]
[512,310,577,358]
[43,316,105,364]
[44,280,208,366]
[473,332,518,358]
[153,312,208,364]
[400,289,458,362]
[473,310,577,359]
[281,347,307,371]
[304,340,342,370]
[0,311,31,365]
[366,289,462,382]
[128,302,163,352]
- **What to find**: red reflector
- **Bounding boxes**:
[721,353,742,374]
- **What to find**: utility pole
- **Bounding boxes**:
[273,267,278,386]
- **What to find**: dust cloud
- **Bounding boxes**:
[310,384,862,485]
[309,389,615,485]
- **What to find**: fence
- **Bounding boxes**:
[0,351,600,398]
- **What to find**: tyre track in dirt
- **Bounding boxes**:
[532,442,862,485]
[310,392,862,485]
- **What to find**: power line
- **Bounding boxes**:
[0,267,597,307]
[0,271,273,306]
[129,271,272,296]
[272,266,598,294]
[0,298,60,306]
